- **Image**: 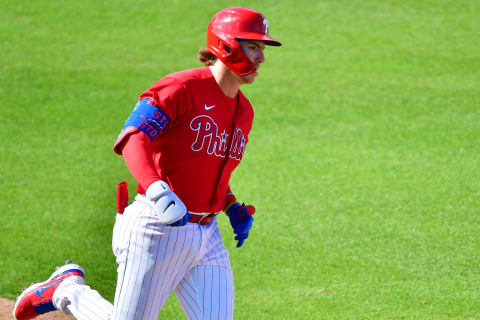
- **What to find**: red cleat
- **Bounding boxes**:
[13,261,84,320]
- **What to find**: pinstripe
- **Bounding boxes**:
[224,267,229,320]
[116,203,146,318]
[210,266,214,320]
[165,225,199,316]
[119,210,142,317]
[223,268,227,320]
[133,215,161,319]
[128,213,153,318]
[169,226,196,294]
[81,290,110,319]
[177,269,204,320]
[203,266,206,318]
[213,231,222,270]
[141,224,166,319]
[114,216,131,316]
[176,283,194,317]
[224,269,229,320]
[182,298,195,319]
[138,223,164,319]
[140,219,160,313]
[145,226,174,320]
[145,223,172,320]
[196,266,199,317]
[178,279,199,309]
[164,227,187,293]
[203,225,233,320]
[182,277,196,297]
[176,265,202,318]
[157,229,190,315]
[148,227,180,317]
[176,282,197,320]
[59,282,113,320]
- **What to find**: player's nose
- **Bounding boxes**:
[256,49,265,64]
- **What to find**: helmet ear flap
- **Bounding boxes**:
[215,39,231,54]
[208,34,235,60]
[220,42,256,76]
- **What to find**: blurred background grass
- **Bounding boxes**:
[1,0,479,318]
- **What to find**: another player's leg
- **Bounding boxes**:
[175,221,234,320]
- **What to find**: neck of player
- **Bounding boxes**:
[209,63,244,99]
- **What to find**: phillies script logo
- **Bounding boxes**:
[190,115,246,160]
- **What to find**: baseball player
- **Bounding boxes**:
[13,7,281,320]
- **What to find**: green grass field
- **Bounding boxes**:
[1,0,479,319]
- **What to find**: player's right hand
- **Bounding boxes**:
[146,180,189,226]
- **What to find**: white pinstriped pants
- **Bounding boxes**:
[58,195,234,320]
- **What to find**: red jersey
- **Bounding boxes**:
[114,67,254,213]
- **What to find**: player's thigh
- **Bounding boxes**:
[112,202,201,320]
[175,265,234,320]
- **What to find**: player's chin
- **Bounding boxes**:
[242,74,256,84]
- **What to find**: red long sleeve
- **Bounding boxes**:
[119,131,161,192]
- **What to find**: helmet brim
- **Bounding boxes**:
[236,33,282,46]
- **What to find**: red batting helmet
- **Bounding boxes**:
[207,7,282,76]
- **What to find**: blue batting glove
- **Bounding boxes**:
[226,203,255,248]
[168,211,191,227]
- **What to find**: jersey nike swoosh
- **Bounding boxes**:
[204,104,216,110]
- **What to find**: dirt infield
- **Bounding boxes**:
[0,298,71,320]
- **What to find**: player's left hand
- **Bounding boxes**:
[168,211,191,227]
[146,180,189,225]
[226,203,255,248]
